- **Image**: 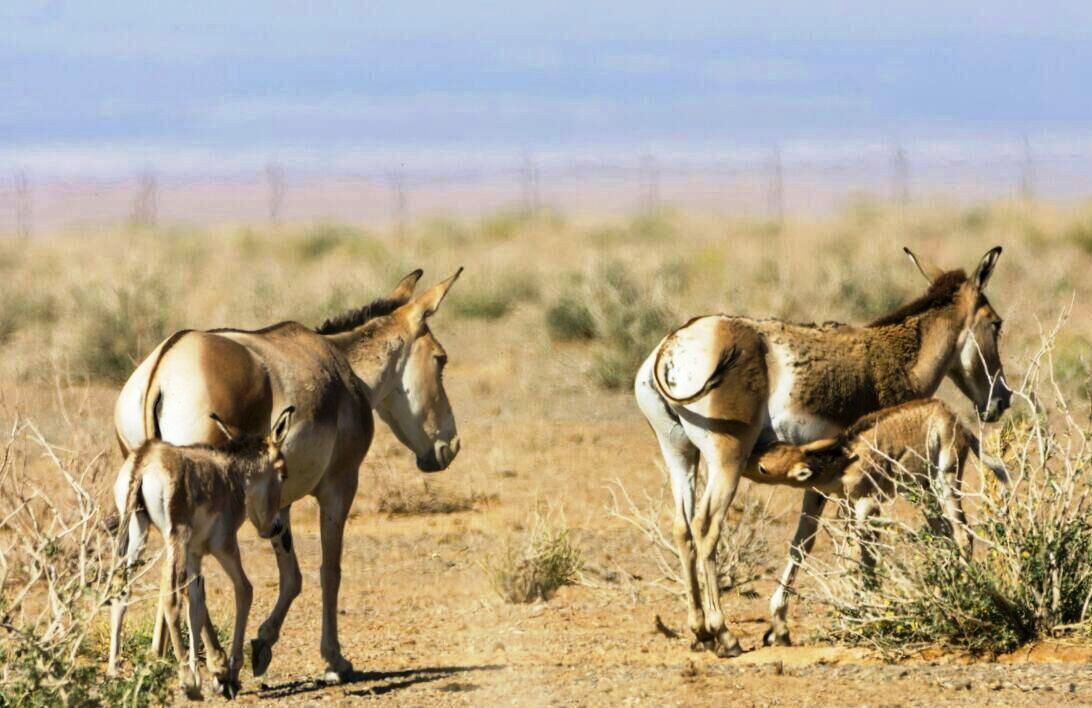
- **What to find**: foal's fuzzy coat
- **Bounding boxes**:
[108,407,293,699]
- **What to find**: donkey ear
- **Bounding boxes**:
[209,413,236,442]
[389,269,424,302]
[402,267,463,328]
[903,247,943,284]
[802,437,841,453]
[270,406,295,447]
[973,246,1002,291]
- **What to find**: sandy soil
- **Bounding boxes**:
[115,309,1091,707]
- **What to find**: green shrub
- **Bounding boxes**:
[73,278,171,382]
[0,291,57,344]
[543,260,672,389]
[545,297,597,341]
[289,223,389,264]
[451,272,540,320]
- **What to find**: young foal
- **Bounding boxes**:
[108,406,294,699]
[750,398,1008,582]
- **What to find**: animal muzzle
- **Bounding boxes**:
[258,514,285,539]
[417,436,461,472]
[979,382,1012,423]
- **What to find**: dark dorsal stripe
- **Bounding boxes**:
[867,269,968,327]
[314,297,405,335]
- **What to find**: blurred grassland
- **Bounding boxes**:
[0,197,1090,406]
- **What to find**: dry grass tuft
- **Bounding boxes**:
[484,511,583,603]
[371,466,498,515]
[0,420,173,706]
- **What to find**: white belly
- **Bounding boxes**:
[765,341,841,445]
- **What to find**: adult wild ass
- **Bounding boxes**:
[113,269,462,682]
[634,247,1010,656]
[109,407,295,699]
[748,398,1009,584]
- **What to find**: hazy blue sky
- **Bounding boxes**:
[3,2,1092,174]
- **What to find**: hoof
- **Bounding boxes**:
[320,658,354,685]
[251,638,272,677]
[181,681,203,701]
[713,637,743,659]
[762,627,791,647]
[219,678,241,700]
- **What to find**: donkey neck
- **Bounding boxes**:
[325,326,403,408]
[866,303,963,402]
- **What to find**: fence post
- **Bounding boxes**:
[266,162,285,226]
[14,169,31,239]
[640,154,660,215]
[387,168,406,236]
[890,143,910,206]
[767,145,784,227]
[521,154,540,217]
[1019,135,1035,202]
[130,168,158,228]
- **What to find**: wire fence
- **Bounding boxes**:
[3,143,1092,234]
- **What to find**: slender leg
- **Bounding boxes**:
[109,512,149,676]
[165,529,200,699]
[185,554,208,700]
[852,496,881,590]
[315,473,358,683]
[213,539,252,699]
[932,445,972,557]
[634,358,709,647]
[656,431,707,648]
[151,562,170,658]
[766,489,827,647]
[685,426,753,658]
[252,507,301,676]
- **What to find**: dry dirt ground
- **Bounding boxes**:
[4,209,1092,706]
[92,308,1092,707]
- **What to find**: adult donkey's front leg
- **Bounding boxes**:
[251,508,302,677]
[314,468,359,683]
[765,489,826,646]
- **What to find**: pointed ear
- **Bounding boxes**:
[801,437,841,453]
[389,269,424,302]
[209,413,236,442]
[903,247,943,284]
[972,246,1002,291]
[401,267,463,329]
[270,406,295,447]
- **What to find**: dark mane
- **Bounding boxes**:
[175,434,267,459]
[867,269,967,327]
[314,297,405,335]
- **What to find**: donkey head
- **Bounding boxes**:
[905,246,1011,422]
[378,269,463,472]
[211,405,294,538]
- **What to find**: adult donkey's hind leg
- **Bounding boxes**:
[634,358,707,648]
[251,508,301,677]
[682,420,755,658]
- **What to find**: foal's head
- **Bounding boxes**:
[211,405,294,538]
[750,438,857,488]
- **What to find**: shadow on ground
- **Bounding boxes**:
[252,664,505,700]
